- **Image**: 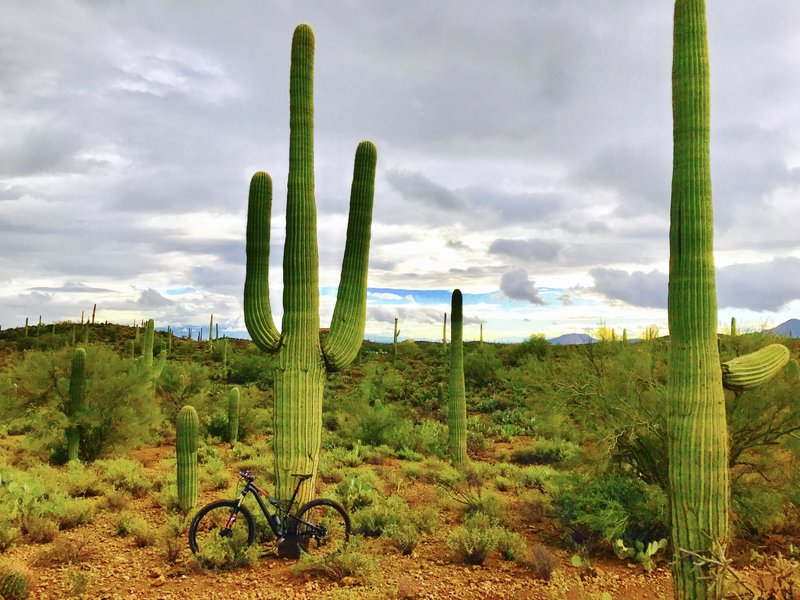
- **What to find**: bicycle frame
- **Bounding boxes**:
[230,475,319,539]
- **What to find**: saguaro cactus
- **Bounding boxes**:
[142,319,154,368]
[228,387,240,444]
[667,1,728,597]
[176,405,199,512]
[393,318,400,364]
[448,289,467,467]
[244,24,377,505]
[730,316,737,337]
[67,348,86,462]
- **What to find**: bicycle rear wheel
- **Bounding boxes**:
[294,498,351,556]
[188,500,256,557]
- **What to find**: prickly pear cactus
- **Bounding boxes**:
[176,405,199,512]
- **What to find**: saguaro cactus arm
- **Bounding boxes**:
[721,343,789,391]
[244,172,281,352]
[322,141,377,371]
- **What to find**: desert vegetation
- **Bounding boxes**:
[0,321,799,598]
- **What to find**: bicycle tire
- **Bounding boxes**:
[294,498,351,555]
[188,499,256,555]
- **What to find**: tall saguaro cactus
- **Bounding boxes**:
[176,405,199,513]
[67,348,86,462]
[228,387,240,444]
[244,24,377,505]
[142,319,154,368]
[393,318,400,364]
[667,1,728,597]
[448,289,467,467]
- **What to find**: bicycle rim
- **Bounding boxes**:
[295,499,350,556]
[189,500,256,564]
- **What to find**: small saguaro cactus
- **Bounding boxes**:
[67,348,86,462]
[176,405,199,512]
[622,328,628,343]
[479,323,483,346]
[24,318,28,337]
[730,316,737,337]
[91,303,96,325]
[209,314,214,346]
[393,318,400,364]
[442,313,447,354]
[228,387,240,444]
[244,24,377,505]
[448,289,467,467]
[142,319,155,368]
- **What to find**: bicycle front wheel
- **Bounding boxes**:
[294,498,351,556]
[188,500,256,556]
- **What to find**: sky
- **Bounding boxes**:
[1,1,799,343]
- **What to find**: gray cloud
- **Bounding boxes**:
[717,258,800,312]
[385,169,462,210]
[489,238,563,262]
[500,267,545,305]
[29,281,113,293]
[590,268,667,308]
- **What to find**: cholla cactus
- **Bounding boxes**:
[243,24,377,505]
[176,405,199,512]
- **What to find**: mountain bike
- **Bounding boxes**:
[188,470,350,557]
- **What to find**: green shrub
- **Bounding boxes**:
[193,525,259,570]
[509,437,580,466]
[528,543,558,580]
[0,560,31,600]
[292,536,377,583]
[65,462,105,497]
[553,473,668,552]
[496,530,524,561]
[11,346,160,461]
[94,458,151,497]
[352,495,409,537]
[446,513,500,565]
[0,518,20,553]
[383,523,419,555]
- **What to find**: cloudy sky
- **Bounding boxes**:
[1,1,799,342]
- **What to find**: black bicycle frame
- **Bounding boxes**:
[231,478,317,538]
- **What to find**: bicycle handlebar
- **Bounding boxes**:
[239,469,255,482]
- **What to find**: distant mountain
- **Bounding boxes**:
[768,319,800,338]
[548,333,596,346]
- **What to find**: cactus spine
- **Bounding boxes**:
[721,343,789,391]
[67,348,86,462]
[244,24,377,505]
[228,387,240,444]
[176,405,199,512]
[448,289,467,467]
[667,2,728,597]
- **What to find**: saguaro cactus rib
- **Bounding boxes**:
[721,343,789,391]
[244,24,376,505]
[667,1,728,598]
